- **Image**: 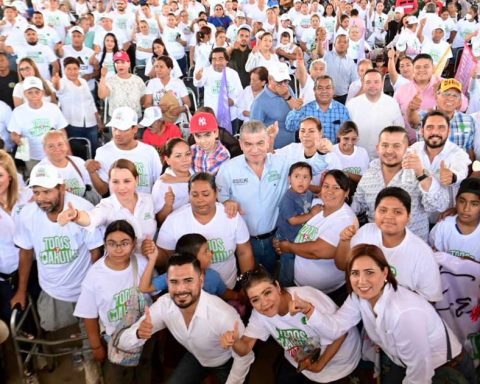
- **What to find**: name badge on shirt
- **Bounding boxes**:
[233,177,248,185]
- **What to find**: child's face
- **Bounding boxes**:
[338,131,358,153]
[289,167,312,194]
[456,193,480,226]
[280,35,290,45]
[193,130,218,152]
[197,242,214,269]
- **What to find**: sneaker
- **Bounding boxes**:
[83,359,102,384]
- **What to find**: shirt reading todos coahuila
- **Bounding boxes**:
[13,193,104,302]
[74,254,149,336]
[244,286,361,383]
[156,203,250,289]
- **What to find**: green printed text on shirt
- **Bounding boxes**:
[40,236,79,264]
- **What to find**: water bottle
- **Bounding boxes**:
[401,148,416,185]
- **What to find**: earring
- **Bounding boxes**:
[384,279,388,283]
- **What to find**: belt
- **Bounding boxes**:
[251,228,277,240]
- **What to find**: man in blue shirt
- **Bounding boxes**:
[216,120,329,273]
[285,75,351,142]
[250,63,303,149]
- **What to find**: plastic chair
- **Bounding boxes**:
[68,137,92,160]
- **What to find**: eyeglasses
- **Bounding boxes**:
[106,240,133,249]
[275,80,289,85]
[441,91,461,99]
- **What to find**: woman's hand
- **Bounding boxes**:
[220,320,239,349]
[164,186,175,208]
[272,238,290,255]
[57,202,78,226]
[92,344,107,362]
[289,292,314,318]
[339,223,358,242]
[223,200,244,218]
[141,238,158,259]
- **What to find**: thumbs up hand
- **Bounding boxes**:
[57,202,78,226]
[439,160,455,186]
[408,90,422,112]
[137,306,153,339]
[141,236,158,260]
[339,222,358,242]
[289,292,314,318]
[220,320,240,349]
[164,186,175,208]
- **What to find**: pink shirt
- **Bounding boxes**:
[394,75,468,142]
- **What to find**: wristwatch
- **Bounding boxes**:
[285,95,292,101]
[416,170,429,182]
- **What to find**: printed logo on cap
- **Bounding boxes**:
[198,117,207,126]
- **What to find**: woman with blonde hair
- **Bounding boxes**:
[0,150,30,323]
[13,58,57,107]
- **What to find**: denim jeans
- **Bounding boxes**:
[278,252,295,287]
[166,351,232,384]
[250,236,277,274]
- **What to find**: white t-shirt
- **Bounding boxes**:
[429,215,480,262]
[15,43,58,80]
[61,45,96,91]
[351,223,442,301]
[13,193,104,302]
[156,203,250,288]
[135,32,157,61]
[332,144,370,176]
[12,80,55,105]
[93,27,128,51]
[8,102,68,160]
[244,285,361,383]
[151,167,192,213]
[421,39,452,66]
[35,26,60,50]
[162,26,186,59]
[145,77,188,108]
[87,193,157,247]
[39,156,91,198]
[294,203,356,293]
[0,101,13,152]
[95,141,162,194]
[74,254,150,335]
[42,9,71,40]
[145,55,183,79]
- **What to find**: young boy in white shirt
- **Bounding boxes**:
[430,177,480,261]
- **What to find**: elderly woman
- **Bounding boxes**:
[237,66,268,123]
[98,50,146,119]
[52,57,101,155]
[309,243,476,384]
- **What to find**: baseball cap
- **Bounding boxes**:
[100,13,114,20]
[406,16,418,25]
[237,23,252,33]
[69,26,84,35]
[139,106,163,127]
[394,6,404,13]
[439,78,462,93]
[106,106,138,130]
[456,177,480,198]
[190,112,218,133]
[270,63,290,82]
[113,50,130,62]
[24,25,37,33]
[29,164,63,189]
[432,21,445,32]
[236,11,246,18]
[23,76,44,91]
[279,13,291,21]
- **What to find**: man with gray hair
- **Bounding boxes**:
[216,120,330,273]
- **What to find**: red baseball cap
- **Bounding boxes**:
[190,112,218,133]
[113,50,130,62]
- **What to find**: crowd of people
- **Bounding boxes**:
[0,0,479,383]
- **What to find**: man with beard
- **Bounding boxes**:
[9,26,59,80]
[118,254,254,383]
[10,165,102,365]
[31,11,60,51]
[352,126,450,240]
[409,110,471,216]
[409,79,476,159]
[227,26,252,88]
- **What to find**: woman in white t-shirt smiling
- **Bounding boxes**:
[220,266,361,384]
[274,170,356,306]
[74,219,153,382]
[57,159,157,251]
[156,172,255,288]
[335,186,442,302]
[152,138,193,224]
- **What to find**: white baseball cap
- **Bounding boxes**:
[69,26,84,35]
[279,13,291,21]
[432,21,445,32]
[270,63,290,82]
[106,106,138,130]
[236,11,246,18]
[29,164,64,189]
[23,76,44,91]
[139,106,163,127]
[394,6,404,13]
[406,16,418,25]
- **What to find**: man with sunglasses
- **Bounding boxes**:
[251,62,303,148]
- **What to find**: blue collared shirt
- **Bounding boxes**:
[323,51,358,96]
[285,100,351,142]
[216,153,328,236]
[250,86,296,149]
